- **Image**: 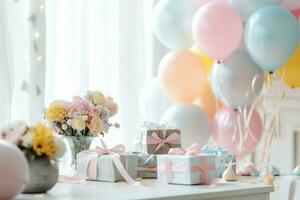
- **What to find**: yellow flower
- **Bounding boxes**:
[46,103,68,123]
[89,116,103,135]
[31,124,57,157]
[72,117,86,131]
[87,91,106,106]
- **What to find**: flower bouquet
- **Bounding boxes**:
[45,91,119,165]
[0,121,65,193]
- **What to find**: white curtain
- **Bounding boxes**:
[0,0,30,126]
[46,0,156,147]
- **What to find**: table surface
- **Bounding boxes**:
[16,179,274,200]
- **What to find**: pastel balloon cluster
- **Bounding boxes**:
[139,0,300,159]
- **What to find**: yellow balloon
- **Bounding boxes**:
[279,45,300,88]
[190,46,214,73]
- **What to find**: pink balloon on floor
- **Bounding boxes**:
[0,140,29,199]
[193,1,243,61]
[211,107,263,159]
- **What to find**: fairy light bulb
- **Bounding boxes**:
[37,56,43,61]
[34,32,40,39]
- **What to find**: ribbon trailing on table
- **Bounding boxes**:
[147,131,180,153]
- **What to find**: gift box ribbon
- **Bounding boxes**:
[168,143,201,155]
[147,131,180,153]
[83,139,140,185]
[60,139,140,186]
[160,143,215,185]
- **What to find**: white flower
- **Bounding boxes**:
[67,119,72,126]
[82,115,88,121]
[2,121,27,135]
[52,136,66,159]
[11,121,27,134]
[61,124,68,131]
[21,133,34,148]
[1,121,28,143]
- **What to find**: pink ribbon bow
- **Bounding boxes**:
[147,132,180,153]
[84,141,125,180]
[162,143,215,185]
[168,143,201,155]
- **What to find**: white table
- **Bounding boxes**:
[17,179,274,200]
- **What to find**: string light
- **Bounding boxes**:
[37,56,43,61]
[34,32,40,39]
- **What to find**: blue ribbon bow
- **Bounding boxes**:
[201,145,229,156]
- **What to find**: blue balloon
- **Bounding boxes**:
[211,50,264,109]
[229,0,282,21]
[153,0,201,49]
[245,6,300,72]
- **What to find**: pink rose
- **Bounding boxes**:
[103,96,118,117]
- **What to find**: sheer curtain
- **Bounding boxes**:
[46,0,155,147]
[0,0,30,126]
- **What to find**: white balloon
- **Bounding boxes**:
[0,140,29,199]
[161,104,210,148]
[139,79,174,123]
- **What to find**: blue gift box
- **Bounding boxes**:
[201,145,236,178]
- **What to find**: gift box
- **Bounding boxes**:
[134,123,181,154]
[135,153,157,179]
[157,154,216,185]
[201,145,236,178]
[76,152,138,182]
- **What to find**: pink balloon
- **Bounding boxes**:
[193,1,243,61]
[0,141,29,199]
[282,0,300,11]
[291,8,300,22]
[211,107,263,159]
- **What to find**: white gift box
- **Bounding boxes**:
[157,154,216,185]
[76,152,138,182]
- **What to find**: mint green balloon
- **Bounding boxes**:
[245,6,300,72]
[153,0,201,49]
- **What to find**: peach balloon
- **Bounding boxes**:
[159,50,207,103]
[194,82,222,121]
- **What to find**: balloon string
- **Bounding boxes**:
[260,82,286,169]
[236,110,244,153]
[242,107,248,143]
[246,97,261,143]
[240,74,262,144]
[232,116,238,143]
